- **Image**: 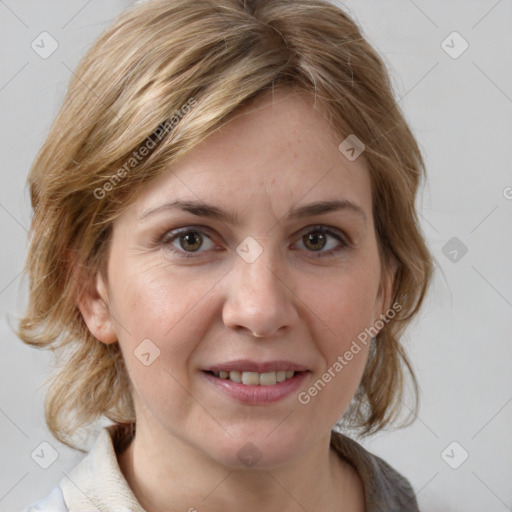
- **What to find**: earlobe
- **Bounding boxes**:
[77,271,118,344]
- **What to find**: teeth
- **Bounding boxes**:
[229,370,241,383]
[212,370,297,385]
[259,372,277,386]
[241,372,260,385]
[276,371,287,383]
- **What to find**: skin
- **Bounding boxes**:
[79,87,395,512]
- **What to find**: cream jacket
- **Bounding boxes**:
[22,424,420,511]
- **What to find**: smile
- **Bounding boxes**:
[202,361,310,404]
[207,370,296,386]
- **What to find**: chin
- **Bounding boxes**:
[203,426,311,470]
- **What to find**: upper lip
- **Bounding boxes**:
[205,359,309,373]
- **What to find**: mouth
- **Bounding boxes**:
[204,369,299,386]
[202,360,309,404]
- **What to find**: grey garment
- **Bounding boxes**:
[21,426,420,512]
[330,431,420,512]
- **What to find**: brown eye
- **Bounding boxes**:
[162,227,216,258]
[303,231,327,251]
[295,226,348,258]
[179,231,203,252]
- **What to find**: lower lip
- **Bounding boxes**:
[202,371,309,405]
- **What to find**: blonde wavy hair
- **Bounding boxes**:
[18,0,433,450]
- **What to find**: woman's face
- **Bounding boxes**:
[82,88,393,469]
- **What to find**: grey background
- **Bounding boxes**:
[1,0,511,510]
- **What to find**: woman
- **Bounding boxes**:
[19,0,433,510]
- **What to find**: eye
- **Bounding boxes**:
[294,226,348,257]
[160,224,349,260]
[162,228,216,258]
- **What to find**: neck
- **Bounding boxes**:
[117,422,364,512]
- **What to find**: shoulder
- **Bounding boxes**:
[330,431,420,512]
[20,486,68,512]
[19,426,119,512]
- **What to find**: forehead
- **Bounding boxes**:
[124,88,372,224]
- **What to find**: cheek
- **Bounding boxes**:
[302,268,377,415]
[309,256,381,344]
[300,251,380,410]
[106,258,215,419]
[109,256,210,335]
[107,255,223,386]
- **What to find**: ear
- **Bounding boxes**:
[373,255,398,328]
[77,270,118,344]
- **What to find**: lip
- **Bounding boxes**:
[202,367,309,405]
[205,359,309,373]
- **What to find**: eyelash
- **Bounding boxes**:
[160,225,350,260]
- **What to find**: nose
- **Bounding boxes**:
[221,244,299,339]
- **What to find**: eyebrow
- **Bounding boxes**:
[139,198,367,226]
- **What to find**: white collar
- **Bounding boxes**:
[58,425,144,512]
